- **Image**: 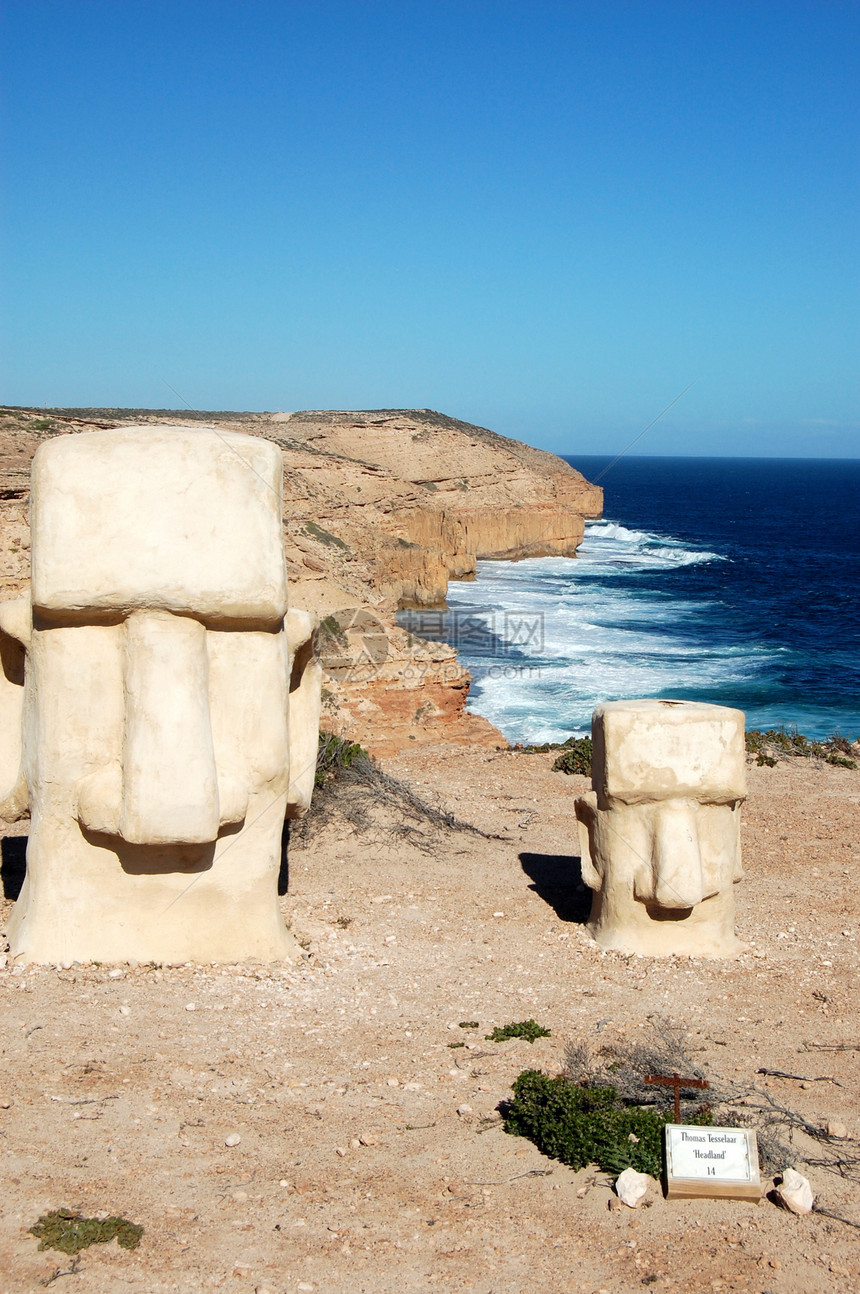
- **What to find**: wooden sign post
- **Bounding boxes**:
[644,1072,762,1200]
[643,1071,709,1123]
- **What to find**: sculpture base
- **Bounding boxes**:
[7,809,302,965]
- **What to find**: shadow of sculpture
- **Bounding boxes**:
[278,819,290,896]
[1,836,27,901]
[519,851,591,924]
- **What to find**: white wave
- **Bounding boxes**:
[410,517,766,744]
[579,519,725,568]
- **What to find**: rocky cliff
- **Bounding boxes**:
[0,406,601,754]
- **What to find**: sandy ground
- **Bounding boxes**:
[1,749,859,1293]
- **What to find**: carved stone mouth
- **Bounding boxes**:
[643,902,695,923]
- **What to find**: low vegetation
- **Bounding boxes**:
[514,726,858,775]
[296,731,499,852]
[303,520,348,549]
[487,1019,552,1044]
[503,1070,712,1177]
[30,1209,144,1256]
[512,735,593,775]
[745,728,858,769]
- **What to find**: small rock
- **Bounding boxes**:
[576,1186,588,1197]
[0,1098,13,1109]
[231,1190,248,1202]
[776,1167,814,1215]
[224,1132,242,1147]
[298,1284,315,1292]
[615,1167,650,1209]
[335,1146,347,1157]
[826,1119,848,1139]
[349,1137,361,1149]
[456,1104,473,1117]
[185,1002,196,1012]
[358,1133,378,1146]
[118,1005,131,1016]
[108,968,124,979]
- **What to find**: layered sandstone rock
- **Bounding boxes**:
[0,405,602,755]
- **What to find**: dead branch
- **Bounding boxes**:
[757,1068,843,1087]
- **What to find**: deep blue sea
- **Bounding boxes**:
[399,456,860,744]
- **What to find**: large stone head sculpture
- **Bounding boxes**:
[0,426,321,964]
[574,700,746,958]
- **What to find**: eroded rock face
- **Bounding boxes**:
[575,700,747,958]
[0,427,321,965]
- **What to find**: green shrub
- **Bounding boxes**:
[304,521,347,549]
[503,1070,711,1177]
[30,1209,144,1256]
[552,737,592,776]
[313,731,369,787]
[746,727,858,767]
[487,1020,551,1044]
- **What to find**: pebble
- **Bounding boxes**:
[231,1190,248,1203]
[185,1002,196,1012]
[118,1005,130,1016]
[358,1133,378,1146]
[615,1167,650,1208]
[456,1104,473,1117]
[224,1132,242,1147]
[298,1284,315,1292]
[776,1167,814,1215]
[108,968,124,979]
[335,1147,347,1157]
[826,1119,848,1138]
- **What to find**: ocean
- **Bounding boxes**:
[398,456,860,744]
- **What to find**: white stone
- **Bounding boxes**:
[224,1132,242,1147]
[575,700,746,958]
[0,426,322,965]
[777,1167,814,1215]
[826,1120,848,1139]
[615,1167,650,1208]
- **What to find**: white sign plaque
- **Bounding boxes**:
[665,1125,762,1200]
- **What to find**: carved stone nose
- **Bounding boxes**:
[76,611,250,843]
[120,612,221,844]
[651,801,704,909]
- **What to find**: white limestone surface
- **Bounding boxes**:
[575,699,747,958]
[0,425,321,964]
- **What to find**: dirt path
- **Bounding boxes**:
[1,751,859,1292]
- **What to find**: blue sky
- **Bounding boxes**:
[2,1,857,456]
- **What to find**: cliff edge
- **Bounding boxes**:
[0,406,602,754]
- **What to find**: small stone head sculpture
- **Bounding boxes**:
[0,426,321,964]
[575,700,747,958]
